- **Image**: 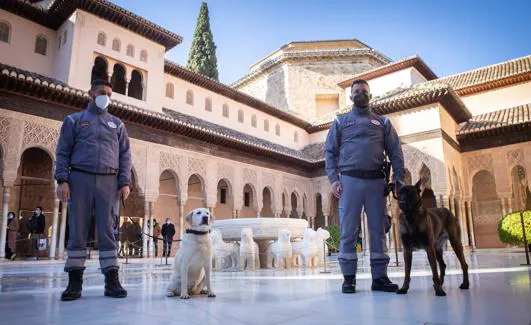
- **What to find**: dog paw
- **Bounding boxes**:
[396,288,408,295]
[180,294,190,299]
[207,291,216,298]
[166,291,176,297]
[459,283,469,290]
[435,289,446,297]
[200,289,208,295]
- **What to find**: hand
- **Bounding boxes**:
[56,183,70,202]
[118,185,131,200]
[332,181,342,199]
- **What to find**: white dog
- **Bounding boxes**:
[292,228,319,268]
[316,228,330,267]
[166,208,216,299]
[211,229,239,271]
[266,228,292,269]
[239,228,260,271]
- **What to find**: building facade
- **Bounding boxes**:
[0,0,530,259]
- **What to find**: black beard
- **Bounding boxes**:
[353,94,370,108]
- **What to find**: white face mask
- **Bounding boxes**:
[95,95,110,110]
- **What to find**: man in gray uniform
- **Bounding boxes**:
[325,79,405,294]
[55,79,132,301]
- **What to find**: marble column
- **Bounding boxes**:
[125,80,130,97]
[143,200,149,258]
[500,198,507,217]
[179,203,185,239]
[459,201,468,246]
[149,201,155,257]
[0,186,12,259]
[58,203,68,259]
[465,201,476,249]
[324,214,329,227]
[49,197,60,259]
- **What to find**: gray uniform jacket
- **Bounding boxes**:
[54,104,132,188]
[324,107,405,184]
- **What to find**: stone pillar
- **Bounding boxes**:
[125,79,130,97]
[324,214,329,227]
[465,200,476,249]
[49,197,60,259]
[0,186,12,259]
[149,201,154,257]
[208,206,215,220]
[143,200,149,258]
[500,198,507,217]
[507,197,513,215]
[458,201,468,246]
[179,202,185,239]
[58,203,68,259]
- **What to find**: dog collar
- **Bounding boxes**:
[185,229,211,235]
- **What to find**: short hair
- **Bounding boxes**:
[36,206,43,211]
[350,79,370,89]
[91,79,113,91]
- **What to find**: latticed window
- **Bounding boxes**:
[112,38,120,51]
[0,21,11,43]
[251,115,257,128]
[238,109,244,123]
[126,44,134,57]
[97,32,106,46]
[186,90,194,105]
[205,97,212,111]
[165,83,174,98]
[264,119,269,132]
[222,104,229,118]
[140,50,148,62]
[275,124,280,136]
[34,35,48,55]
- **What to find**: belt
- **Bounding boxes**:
[341,169,385,179]
[70,167,118,176]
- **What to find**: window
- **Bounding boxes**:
[126,44,134,57]
[294,131,298,143]
[205,97,212,111]
[97,32,106,46]
[165,83,174,98]
[128,70,143,100]
[0,21,10,43]
[140,50,148,62]
[34,35,48,55]
[111,64,126,95]
[63,30,67,44]
[222,104,229,118]
[220,188,227,204]
[238,109,244,123]
[186,90,194,105]
[264,119,269,132]
[244,192,250,207]
[275,124,280,136]
[251,115,257,128]
[112,38,120,51]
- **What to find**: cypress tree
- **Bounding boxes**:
[187,2,219,81]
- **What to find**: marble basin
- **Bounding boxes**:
[212,217,309,241]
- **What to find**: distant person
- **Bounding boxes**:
[161,218,176,257]
[27,206,46,260]
[149,219,162,257]
[6,211,19,260]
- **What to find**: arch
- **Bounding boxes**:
[290,191,302,218]
[111,63,126,95]
[91,56,108,84]
[126,44,135,57]
[260,186,275,218]
[275,124,280,136]
[222,104,229,118]
[140,49,148,62]
[214,178,233,220]
[472,170,503,247]
[186,90,194,105]
[302,193,308,219]
[184,174,206,212]
[264,119,270,132]
[329,194,339,226]
[280,189,289,218]
[510,165,527,212]
[241,183,258,218]
[0,21,11,43]
[251,115,257,128]
[156,170,181,245]
[314,193,325,228]
[128,69,143,100]
[34,34,48,56]
[238,109,244,123]
[205,97,212,112]
[419,163,436,208]
[112,38,121,52]
[97,32,106,46]
[165,82,174,98]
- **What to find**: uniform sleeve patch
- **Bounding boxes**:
[370,119,381,126]
[107,121,117,129]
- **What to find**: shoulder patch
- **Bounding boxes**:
[107,121,117,129]
[370,119,381,126]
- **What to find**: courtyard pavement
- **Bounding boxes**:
[0,249,530,325]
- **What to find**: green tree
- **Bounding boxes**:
[187,2,219,81]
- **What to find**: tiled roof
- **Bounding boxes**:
[337,55,438,88]
[457,103,531,139]
[436,55,531,95]
[1,0,182,50]
[309,82,472,132]
[300,142,325,162]
[164,60,312,130]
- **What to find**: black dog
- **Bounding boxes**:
[394,179,469,296]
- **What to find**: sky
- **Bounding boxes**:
[112,0,531,85]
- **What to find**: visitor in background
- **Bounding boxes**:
[6,211,19,260]
[161,218,175,257]
[27,206,46,260]
[149,219,161,257]
[118,220,129,258]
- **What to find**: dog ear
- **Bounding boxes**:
[185,211,193,226]
[396,179,405,191]
[414,179,422,192]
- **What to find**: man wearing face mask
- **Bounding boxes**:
[325,79,404,294]
[55,79,132,301]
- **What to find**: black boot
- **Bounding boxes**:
[371,275,399,292]
[104,269,127,298]
[342,275,356,294]
[61,269,84,301]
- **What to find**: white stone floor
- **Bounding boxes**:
[0,250,530,325]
